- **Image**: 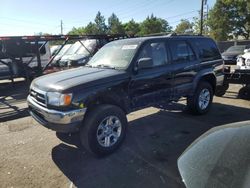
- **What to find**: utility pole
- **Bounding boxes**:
[200,0,207,35]
[60,20,63,35]
[200,0,204,35]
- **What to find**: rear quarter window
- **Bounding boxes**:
[193,38,221,62]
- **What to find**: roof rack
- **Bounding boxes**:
[142,32,204,38]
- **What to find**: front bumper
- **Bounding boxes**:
[27,95,87,133]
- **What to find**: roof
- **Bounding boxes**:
[110,34,209,44]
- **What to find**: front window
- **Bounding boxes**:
[87,40,139,69]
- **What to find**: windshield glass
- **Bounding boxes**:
[57,44,72,56]
[65,39,97,56]
[75,39,97,55]
[87,40,139,69]
[65,42,81,55]
[226,45,245,52]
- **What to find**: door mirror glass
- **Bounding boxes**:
[137,58,153,69]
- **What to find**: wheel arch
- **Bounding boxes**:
[193,71,216,93]
[85,91,130,114]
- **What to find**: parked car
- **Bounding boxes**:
[50,45,61,56]
[222,45,250,65]
[178,121,250,188]
[43,44,72,74]
[27,35,224,156]
[44,39,107,74]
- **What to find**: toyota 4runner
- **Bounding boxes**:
[27,35,224,156]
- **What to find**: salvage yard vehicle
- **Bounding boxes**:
[215,48,250,97]
[222,45,250,65]
[44,38,106,74]
[27,34,224,156]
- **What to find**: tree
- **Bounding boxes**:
[68,27,85,35]
[94,11,107,34]
[208,0,250,41]
[108,13,125,34]
[140,14,172,35]
[123,19,140,36]
[175,19,194,34]
[84,22,98,34]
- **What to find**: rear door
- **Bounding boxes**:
[129,40,174,109]
[168,39,199,98]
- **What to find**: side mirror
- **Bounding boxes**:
[137,58,153,69]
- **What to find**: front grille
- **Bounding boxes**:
[30,88,46,106]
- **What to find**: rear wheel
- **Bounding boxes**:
[238,85,250,99]
[215,84,229,97]
[187,81,213,115]
[80,104,127,156]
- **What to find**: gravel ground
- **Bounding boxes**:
[0,81,250,188]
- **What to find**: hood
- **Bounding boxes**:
[222,51,242,57]
[32,67,128,92]
[178,121,250,188]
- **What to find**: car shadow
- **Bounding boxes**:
[0,80,29,122]
[52,101,250,188]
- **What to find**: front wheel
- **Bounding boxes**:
[80,104,127,156]
[187,81,213,115]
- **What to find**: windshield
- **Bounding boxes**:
[75,39,97,55]
[226,45,245,52]
[57,44,72,56]
[65,39,97,56]
[87,40,138,69]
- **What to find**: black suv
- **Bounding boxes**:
[27,35,224,156]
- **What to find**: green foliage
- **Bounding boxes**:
[140,14,172,35]
[208,0,250,41]
[67,12,171,36]
[84,22,98,34]
[108,13,125,34]
[123,19,140,36]
[68,27,85,35]
[175,19,194,34]
[94,11,108,34]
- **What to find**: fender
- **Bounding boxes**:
[192,68,216,93]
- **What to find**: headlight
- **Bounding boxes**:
[46,92,72,106]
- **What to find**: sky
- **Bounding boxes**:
[0,0,216,36]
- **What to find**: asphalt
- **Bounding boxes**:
[0,80,250,188]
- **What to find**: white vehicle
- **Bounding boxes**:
[236,48,250,69]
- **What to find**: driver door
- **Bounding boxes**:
[129,41,174,109]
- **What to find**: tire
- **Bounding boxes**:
[215,84,229,97]
[238,86,250,99]
[187,81,213,115]
[80,104,127,156]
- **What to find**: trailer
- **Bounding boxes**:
[0,34,130,83]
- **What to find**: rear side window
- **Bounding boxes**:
[169,40,196,63]
[193,38,221,62]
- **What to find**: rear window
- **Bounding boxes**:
[193,38,221,62]
[169,40,196,63]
